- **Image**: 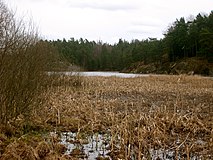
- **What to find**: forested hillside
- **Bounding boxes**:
[48,12,213,75]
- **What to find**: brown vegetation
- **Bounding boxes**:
[34,75,213,159]
[0,75,213,159]
[0,0,63,126]
[0,0,52,125]
[124,57,213,76]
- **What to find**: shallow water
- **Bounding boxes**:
[50,71,148,78]
[59,132,111,160]
[53,131,207,160]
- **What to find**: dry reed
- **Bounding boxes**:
[1,75,213,159]
[37,75,213,159]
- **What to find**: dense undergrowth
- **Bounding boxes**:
[123,57,213,76]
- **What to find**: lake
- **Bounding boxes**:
[51,71,148,78]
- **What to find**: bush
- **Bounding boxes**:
[0,0,56,125]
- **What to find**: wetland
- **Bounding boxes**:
[1,75,213,159]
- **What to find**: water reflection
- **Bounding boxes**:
[60,132,111,160]
[50,131,206,160]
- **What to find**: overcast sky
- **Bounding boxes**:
[6,0,213,44]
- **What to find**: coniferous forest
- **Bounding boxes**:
[48,12,213,75]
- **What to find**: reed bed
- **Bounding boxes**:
[36,75,213,159]
[1,75,213,159]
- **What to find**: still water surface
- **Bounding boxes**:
[61,71,148,78]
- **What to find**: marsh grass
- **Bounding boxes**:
[0,75,212,159]
[36,75,213,159]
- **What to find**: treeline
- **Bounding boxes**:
[49,11,213,71]
[165,12,213,61]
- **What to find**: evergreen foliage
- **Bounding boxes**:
[49,12,213,71]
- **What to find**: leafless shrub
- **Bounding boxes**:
[0,0,57,125]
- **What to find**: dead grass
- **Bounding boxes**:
[34,75,212,159]
[1,75,213,159]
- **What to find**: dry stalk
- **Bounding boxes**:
[34,75,213,159]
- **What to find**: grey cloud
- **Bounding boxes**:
[131,18,164,28]
[127,24,159,35]
[131,22,161,28]
[24,0,139,11]
[26,0,48,2]
[127,29,151,34]
[67,1,139,11]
